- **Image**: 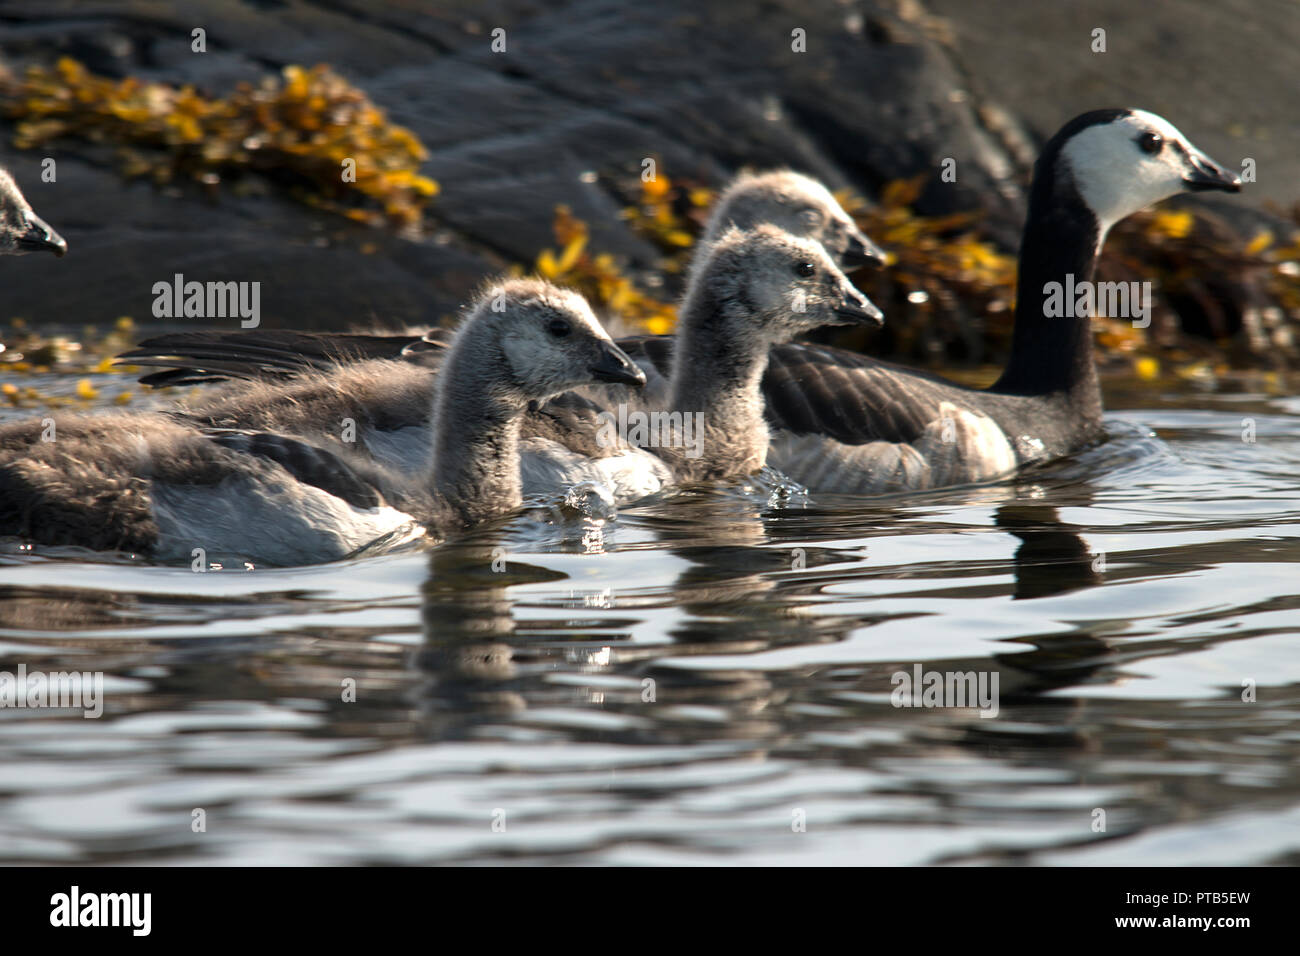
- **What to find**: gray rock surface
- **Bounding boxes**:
[0,0,1292,333]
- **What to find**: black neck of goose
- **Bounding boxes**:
[993,162,1104,410]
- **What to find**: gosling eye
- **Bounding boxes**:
[794,261,816,278]
[548,318,572,338]
[1137,131,1164,155]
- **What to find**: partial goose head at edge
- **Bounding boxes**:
[0,169,67,257]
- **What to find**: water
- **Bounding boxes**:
[1,381,1298,865]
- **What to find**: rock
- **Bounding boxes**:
[0,0,1023,330]
[0,0,1290,354]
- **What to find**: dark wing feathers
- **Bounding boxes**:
[204,430,383,509]
[763,344,950,445]
[119,330,429,385]
[137,369,239,388]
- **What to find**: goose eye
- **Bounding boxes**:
[548,318,571,338]
[794,262,816,278]
[1137,131,1164,155]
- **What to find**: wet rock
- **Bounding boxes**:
[0,0,1289,349]
[0,0,1018,329]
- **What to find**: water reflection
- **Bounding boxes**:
[1,407,1299,863]
[996,501,1103,600]
[416,537,537,723]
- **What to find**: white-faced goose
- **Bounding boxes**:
[0,281,644,565]
[758,108,1242,491]
[120,110,1242,494]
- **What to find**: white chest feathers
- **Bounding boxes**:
[768,402,1018,495]
[150,474,422,566]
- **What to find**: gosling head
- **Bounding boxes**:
[703,170,886,269]
[1052,109,1242,235]
[0,170,67,257]
[459,279,644,402]
[690,224,883,348]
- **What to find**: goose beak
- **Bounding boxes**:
[1183,151,1241,193]
[589,342,646,387]
[841,229,888,269]
[832,288,885,327]
[17,215,67,256]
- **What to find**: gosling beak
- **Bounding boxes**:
[832,288,885,327]
[1183,150,1241,193]
[589,341,646,387]
[17,215,67,257]
[841,228,888,269]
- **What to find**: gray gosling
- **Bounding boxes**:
[635,221,882,481]
[0,280,642,564]
[700,169,884,269]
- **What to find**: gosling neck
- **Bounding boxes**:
[666,284,773,480]
[428,350,525,529]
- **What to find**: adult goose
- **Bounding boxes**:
[120,109,1242,493]
[130,225,881,501]
[761,108,1242,491]
[0,168,67,256]
[0,280,644,565]
[626,110,1241,492]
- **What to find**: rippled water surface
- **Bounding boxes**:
[2,383,1299,865]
